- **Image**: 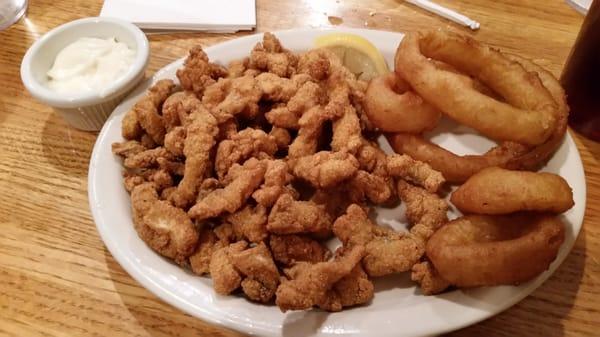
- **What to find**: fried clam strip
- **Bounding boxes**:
[347,170,393,205]
[333,204,424,277]
[189,227,219,275]
[252,159,294,207]
[162,91,200,132]
[215,128,278,180]
[396,179,450,293]
[265,81,326,129]
[267,194,333,236]
[248,32,298,77]
[299,48,366,99]
[324,86,394,204]
[255,73,312,102]
[176,46,228,97]
[209,241,280,303]
[330,89,363,154]
[397,180,449,242]
[123,147,175,169]
[188,158,267,220]
[189,224,233,275]
[411,260,450,295]
[122,79,176,141]
[209,241,248,295]
[202,75,263,124]
[287,85,350,158]
[223,204,269,243]
[123,168,174,193]
[112,140,147,159]
[275,245,372,312]
[126,79,177,144]
[230,242,280,303]
[227,58,249,78]
[169,106,219,208]
[163,126,186,157]
[387,154,445,194]
[292,151,360,189]
[269,234,331,266]
[269,127,292,150]
[131,183,199,264]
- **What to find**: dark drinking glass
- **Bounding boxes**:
[561,0,600,141]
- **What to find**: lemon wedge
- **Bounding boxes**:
[315,33,389,80]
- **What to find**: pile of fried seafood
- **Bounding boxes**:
[112,30,574,312]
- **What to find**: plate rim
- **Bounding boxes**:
[88,27,587,337]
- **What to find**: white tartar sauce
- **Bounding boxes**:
[46,37,135,95]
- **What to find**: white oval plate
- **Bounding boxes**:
[88,28,586,337]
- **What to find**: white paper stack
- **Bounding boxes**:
[566,0,591,14]
[100,0,256,33]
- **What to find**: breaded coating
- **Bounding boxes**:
[130,183,199,264]
[450,167,574,215]
[203,75,263,123]
[160,186,177,200]
[255,73,312,102]
[347,170,393,204]
[215,128,278,180]
[164,126,186,157]
[287,86,350,158]
[397,180,448,241]
[387,154,445,193]
[147,169,174,191]
[196,178,220,202]
[252,160,293,207]
[269,234,331,265]
[333,204,424,277]
[331,104,363,154]
[176,46,228,96]
[269,127,292,149]
[123,147,174,169]
[169,106,219,208]
[224,204,268,243]
[267,194,332,235]
[140,133,157,148]
[189,227,225,275]
[356,142,388,176]
[123,173,145,193]
[218,119,239,140]
[292,151,359,188]
[112,140,147,159]
[265,81,325,129]
[156,157,185,176]
[298,49,331,81]
[134,79,177,144]
[230,243,280,303]
[210,241,248,295]
[411,260,450,295]
[122,108,143,140]
[287,106,326,158]
[188,158,267,220]
[275,245,366,312]
[331,248,375,308]
[248,32,298,77]
[310,188,357,219]
[162,91,200,131]
[227,58,249,78]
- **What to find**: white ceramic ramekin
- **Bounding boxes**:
[21,17,149,131]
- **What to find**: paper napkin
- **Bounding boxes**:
[100,0,256,32]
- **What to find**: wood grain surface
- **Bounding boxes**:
[1,0,598,336]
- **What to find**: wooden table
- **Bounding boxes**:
[1,0,597,336]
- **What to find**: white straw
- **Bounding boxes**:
[406,0,480,30]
